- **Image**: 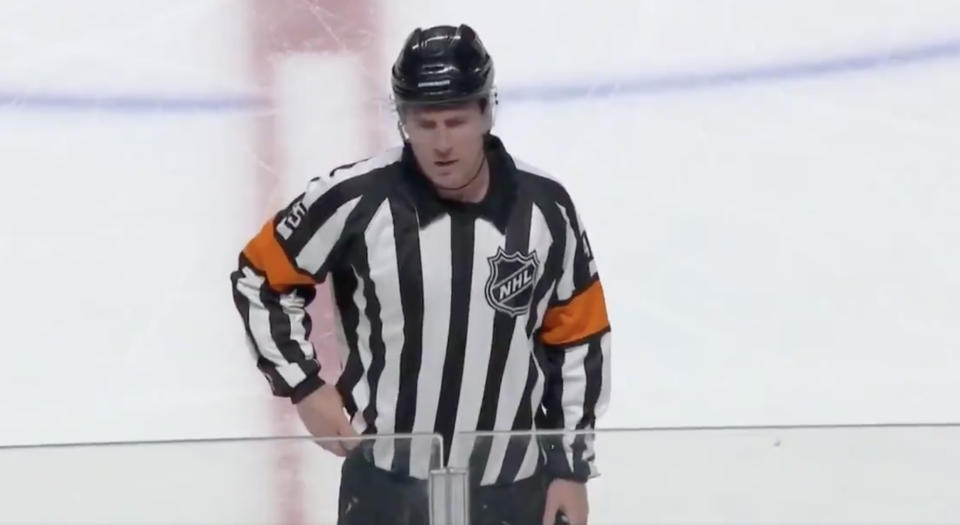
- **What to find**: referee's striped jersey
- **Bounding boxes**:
[231,134,611,485]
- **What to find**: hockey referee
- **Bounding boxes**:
[231,23,612,525]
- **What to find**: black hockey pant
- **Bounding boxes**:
[336,450,559,525]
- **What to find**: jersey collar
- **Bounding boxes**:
[401,134,517,233]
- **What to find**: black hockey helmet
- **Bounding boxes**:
[391,24,495,107]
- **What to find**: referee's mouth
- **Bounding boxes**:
[434,160,457,167]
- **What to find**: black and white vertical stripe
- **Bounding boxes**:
[232,263,321,397]
[231,146,611,485]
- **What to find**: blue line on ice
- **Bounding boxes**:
[499,38,960,102]
[0,92,268,113]
[1,38,958,113]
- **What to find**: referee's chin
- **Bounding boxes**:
[422,162,463,185]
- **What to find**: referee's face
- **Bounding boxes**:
[404,102,489,192]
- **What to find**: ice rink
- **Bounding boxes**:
[2,0,960,522]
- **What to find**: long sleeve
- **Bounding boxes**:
[230,170,371,403]
[537,198,612,481]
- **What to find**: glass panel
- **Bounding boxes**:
[0,433,442,524]
[462,425,960,524]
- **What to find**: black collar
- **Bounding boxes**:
[400,134,517,233]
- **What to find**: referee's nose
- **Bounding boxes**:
[434,126,453,158]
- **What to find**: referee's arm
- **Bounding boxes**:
[538,203,612,482]
[230,173,363,404]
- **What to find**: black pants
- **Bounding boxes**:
[337,451,551,525]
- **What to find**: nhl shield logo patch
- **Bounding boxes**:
[485,247,540,317]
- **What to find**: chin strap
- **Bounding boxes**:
[434,150,487,192]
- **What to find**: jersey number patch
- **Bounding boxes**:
[485,247,540,317]
[277,200,308,240]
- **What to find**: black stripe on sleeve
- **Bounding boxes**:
[234,253,322,395]
[570,227,593,291]
[571,336,604,479]
[525,200,568,338]
[581,336,604,424]
[543,274,600,310]
[230,255,261,354]
[254,357,290,396]
[260,281,314,365]
[290,370,323,404]
[557,199,594,292]
[390,197,426,473]
[433,212,476,465]
[523,173,594,292]
[232,258,289,397]
[536,341,573,479]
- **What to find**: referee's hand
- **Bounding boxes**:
[296,384,359,456]
[543,479,588,525]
